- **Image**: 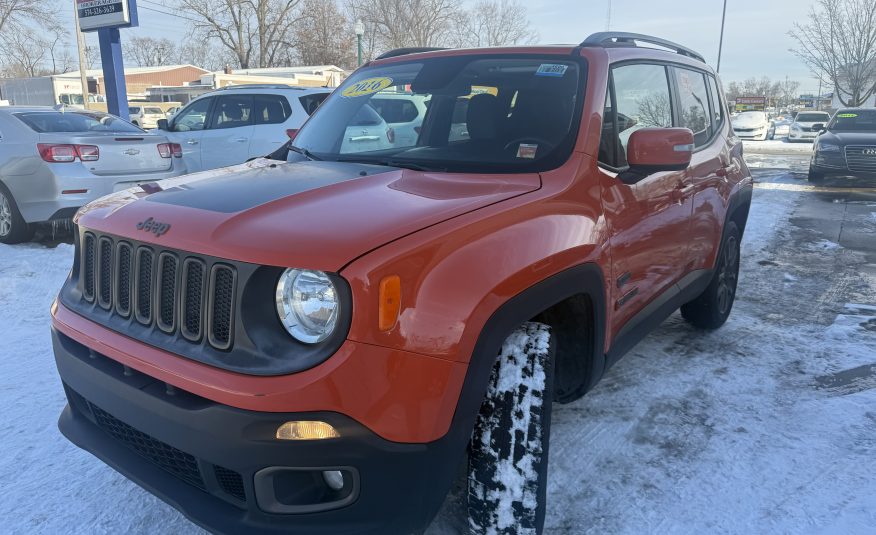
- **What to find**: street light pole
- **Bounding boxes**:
[716,0,728,73]
[355,20,364,66]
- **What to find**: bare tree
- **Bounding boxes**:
[347,0,462,52]
[177,0,304,68]
[789,0,876,107]
[293,0,356,68]
[456,0,538,48]
[177,36,231,70]
[127,37,178,67]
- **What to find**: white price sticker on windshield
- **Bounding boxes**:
[536,64,568,77]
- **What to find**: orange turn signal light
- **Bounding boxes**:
[378,275,401,332]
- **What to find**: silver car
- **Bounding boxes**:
[0,106,187,243]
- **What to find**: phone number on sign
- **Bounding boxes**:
[80,4,121,16]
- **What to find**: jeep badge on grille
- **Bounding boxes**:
[136,217,171,237]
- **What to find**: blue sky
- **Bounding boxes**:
[66,0,822,92]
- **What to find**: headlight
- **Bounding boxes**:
[791,124,802,131]
[816,142,840,152]
[275,268,340,343]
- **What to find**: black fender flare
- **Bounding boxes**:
[726,182,753,238]
[434,262,607,472]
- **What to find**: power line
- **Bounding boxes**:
[137,3,202,25]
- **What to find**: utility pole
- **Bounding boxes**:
[74,1,91,109]
[716,0,728,73]
[606,0,612,31]
[355,20,364,66]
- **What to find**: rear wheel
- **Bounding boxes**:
[0,185,34,244]
[808,167,825,182]
[468,322,555,535]
[681,222,740,329]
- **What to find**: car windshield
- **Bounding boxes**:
[796,112,829,122]
[14,111,143,133]
[828,110,876,132]
[291,55,585,172]
[734,112,766,123]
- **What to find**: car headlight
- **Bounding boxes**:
[816,142,840,152]
[276,268,340,343]
[791,124,802,131]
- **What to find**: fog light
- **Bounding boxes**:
[276,421,340,440]
[322,470,345,490]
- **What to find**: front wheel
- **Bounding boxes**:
[0,185,34,244]
[808,167,825,182]
[468,322,555,535]
[681,222,740,329]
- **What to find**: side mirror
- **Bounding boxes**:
[156,118,169,131]
[619,127,694,184]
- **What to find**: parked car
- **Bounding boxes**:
[732,111,770,140]
[155,85,334,173]
[788,111,831,142]
[369,92,429,146]
[0,106,186,243]
[128,105,167,129]
[164,106,180,118]
[52,33,751,535]
[809,108,876,181]
[768,117,792,139]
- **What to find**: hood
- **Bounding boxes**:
[732,114,768,128]
[75,158,541,271]
[819,130,876,145]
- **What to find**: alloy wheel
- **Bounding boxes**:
[716,235,739,315]
[0,192,12,237]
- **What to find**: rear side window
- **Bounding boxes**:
[706,76,724,131]
[14,111,143,133]
[254,95,292,125]
[600,63,673,169]
[673,67,711,147]
[371,97,420,123]
[210,95,253,129]
[128,107,141,114]
[299,93,329,115]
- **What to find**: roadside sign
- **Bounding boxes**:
[735,96,766,112]
[77,0,138,32]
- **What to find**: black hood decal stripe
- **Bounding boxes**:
[145,161,395,213]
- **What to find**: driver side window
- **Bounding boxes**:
[599,64,672,169]
[171,97,212,132]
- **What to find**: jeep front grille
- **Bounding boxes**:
[80,231,237,351]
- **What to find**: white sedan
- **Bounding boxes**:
[732,111,770,141]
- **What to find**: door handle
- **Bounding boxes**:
[233,137,248,143]
[186,139,199,145]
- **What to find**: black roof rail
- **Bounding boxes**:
[580,32,706,63]
[375,47,448,60]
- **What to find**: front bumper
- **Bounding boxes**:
[54,327,464,535]
[788,130,818,141]
[733,127,768,139]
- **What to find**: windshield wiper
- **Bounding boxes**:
[287,144,321,161]
[336,157,444,172]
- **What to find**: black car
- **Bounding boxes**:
[809,108,876,181]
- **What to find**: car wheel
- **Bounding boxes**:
[468,322,554,535]
[681,222,740,329]
[808,167,825,182]
[0,184,34,244]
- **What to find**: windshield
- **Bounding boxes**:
[828,110,876,132]
[14,111,143,133]
[291,55,585,172]
[796,112,829,123]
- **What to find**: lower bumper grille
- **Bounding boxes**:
[87,401,246,503]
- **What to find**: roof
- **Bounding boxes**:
[0,105,103,113]
[54,64,209,80]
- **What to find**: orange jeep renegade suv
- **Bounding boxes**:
[51,33,752,534]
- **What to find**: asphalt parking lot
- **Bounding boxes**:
[1,151,874,534]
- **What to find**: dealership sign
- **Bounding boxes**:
[77,0,138,31]
[735,96,766,112]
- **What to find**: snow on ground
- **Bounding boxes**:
[2,153,875,534]
[743,139,815,155]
